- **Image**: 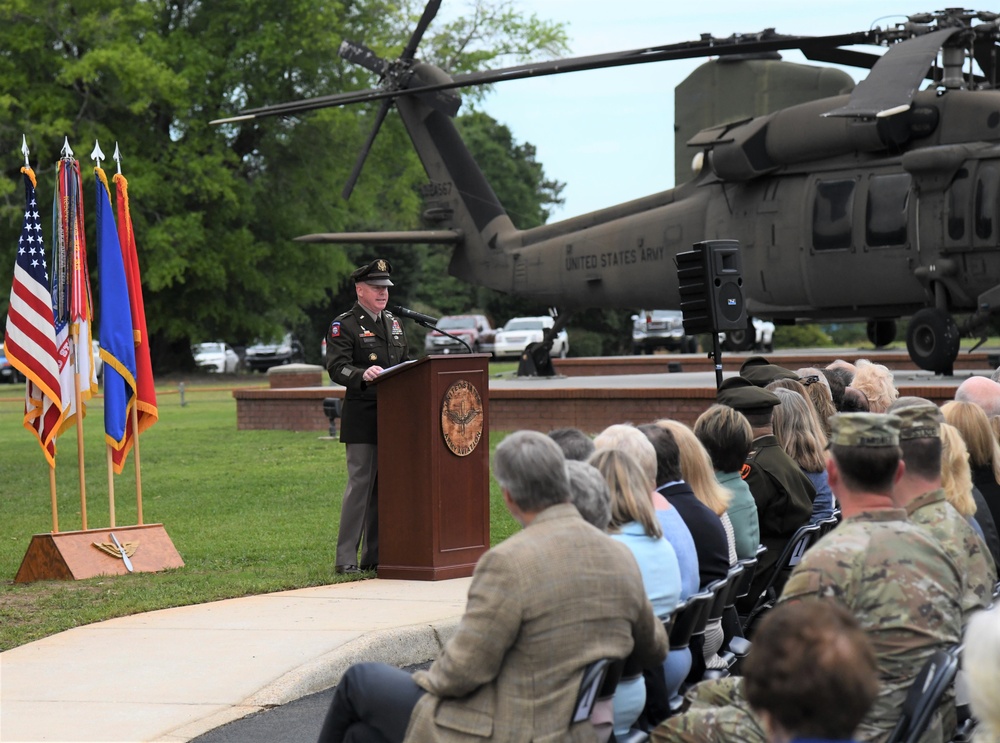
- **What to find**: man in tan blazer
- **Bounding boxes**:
[318,430,668,743]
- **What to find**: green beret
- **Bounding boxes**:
[829,413,901,447]
[894,405,941,441]
[740,355,799,387]
[351,258,394,286]
[717,376,781,414]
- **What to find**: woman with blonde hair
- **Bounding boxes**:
[769,387,836,523]
[939,422,979,523]
[850,358,898,413]
[941,401,1000,566]
[650,419,735,679]
[589,448,681,739]
[653,419,737,566]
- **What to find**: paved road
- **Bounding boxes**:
[191,662,431,743]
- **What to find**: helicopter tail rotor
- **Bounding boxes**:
[340,0,442,200]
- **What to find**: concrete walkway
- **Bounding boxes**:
[0,577,471,743]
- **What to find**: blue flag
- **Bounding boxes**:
[95,167,137,448]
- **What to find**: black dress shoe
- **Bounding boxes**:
[335,564,362,575]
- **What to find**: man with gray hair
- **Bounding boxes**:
[566,459,612,530]
[318,430,667,743]
[955,375,1000,417]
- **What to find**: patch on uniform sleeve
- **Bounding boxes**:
[329,321,341,338]
[740,463,752,480]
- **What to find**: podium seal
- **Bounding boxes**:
[441,379,484,457]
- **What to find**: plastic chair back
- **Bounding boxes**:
[668,590,714,651]
[884,646,961,743]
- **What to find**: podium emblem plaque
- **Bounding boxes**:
[441,379,484,457]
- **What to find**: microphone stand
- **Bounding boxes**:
[423,320,473,354]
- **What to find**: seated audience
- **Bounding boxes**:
[795,367,837,437]
[743,599,879,743]
[714,377,814,611]
[821,367,849,411]
[591,447,682,740]
[940,423,991,545]
[769,387,836,523]
[849,359,898,413]
[841,386,871,413]
[652,413,963,743]
[954,375,1000,417]
[548,426,595,461]
[694,404,760,560]
[595,424,700,600]
[565,459,611,530]
[963,604,1000,743]
[942,400,1000,545]
[317,431,667,743]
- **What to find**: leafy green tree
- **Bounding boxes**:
[0,0,568,370]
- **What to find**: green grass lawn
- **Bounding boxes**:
[0,378,518,651]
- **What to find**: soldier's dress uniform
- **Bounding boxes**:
[327,260,409,570]
[714,377,815,608]
[651,414,964,743]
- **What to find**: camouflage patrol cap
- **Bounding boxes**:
[716,375,781,414]
[829,413,901,447]
[893,404,941,441]
[351,258,394,286]
[740,355,799,387]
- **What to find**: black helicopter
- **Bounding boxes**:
[213,5,1000,375]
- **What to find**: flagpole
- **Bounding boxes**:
[106,444,116,527]
[73,329,87,531]
[131,405,144,525]
[49,465,59,533]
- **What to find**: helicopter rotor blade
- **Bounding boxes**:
[402,0,441,61]
[341,97,393,200]
[212,30,878,125]
[824,26,962,118]
[339,40,387,75]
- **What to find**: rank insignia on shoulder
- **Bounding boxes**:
[329,321,341,338]
[740,463,752,480]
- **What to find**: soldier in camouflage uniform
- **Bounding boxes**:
[651,413,963,743]
[888,403,997,615]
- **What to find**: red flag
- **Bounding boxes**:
[4,167,65,465]
[111,173,158,472]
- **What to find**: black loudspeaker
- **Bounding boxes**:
[677,240,746,334]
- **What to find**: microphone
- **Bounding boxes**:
[390,304,439,325]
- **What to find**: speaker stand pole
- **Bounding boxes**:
[711,331,724,390]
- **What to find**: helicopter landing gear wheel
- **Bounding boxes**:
[866,320,897,348]
[906,308,960,375]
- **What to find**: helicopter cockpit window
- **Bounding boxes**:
[866,173,910,247]
[812,179,856,251]
[975,165,998,241]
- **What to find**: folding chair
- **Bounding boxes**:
[742,522,822,637]
[698,564,745,682]
[815,514,840,538]
[574,657,625,743]
[664,589,715,715]
[884,646,961,743]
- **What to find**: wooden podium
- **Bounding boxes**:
[374,354,490,580]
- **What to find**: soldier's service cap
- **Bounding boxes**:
[893,404,942,441]
[828,413,901,448]
[716,376,781,413]
[739,355,799,387]
[351,258,394,286]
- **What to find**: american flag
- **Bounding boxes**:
[4,167,65,465]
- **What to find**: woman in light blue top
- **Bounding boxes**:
[591,448,682,740]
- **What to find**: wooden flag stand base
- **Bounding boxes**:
[14,524,184,583]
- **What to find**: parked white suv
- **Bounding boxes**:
[493,316,569,359]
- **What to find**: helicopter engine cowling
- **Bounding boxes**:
[702,95,930,181]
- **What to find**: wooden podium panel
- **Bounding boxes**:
[375,355,490,580]
[14,524,184,582]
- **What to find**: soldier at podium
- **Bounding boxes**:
[326,259,409,575]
